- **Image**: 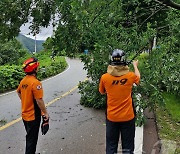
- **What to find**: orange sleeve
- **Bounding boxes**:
[99,76,106,94]
[32,81,43,99]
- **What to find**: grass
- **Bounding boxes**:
[155,92,180,154]
[163,93,180,122]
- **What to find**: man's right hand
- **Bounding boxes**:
[133,60,139,67]
[43,113,49,121]
[133,60,140,78]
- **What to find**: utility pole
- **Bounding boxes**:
[152,36,157,50]
[34,34,37,53]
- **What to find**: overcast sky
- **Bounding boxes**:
[20,14,60,40]
[20,22,54,40]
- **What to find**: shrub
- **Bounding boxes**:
[0,65,24,92]
[37,57,67,80]
[79,80,106,109]
[0,56,67,93]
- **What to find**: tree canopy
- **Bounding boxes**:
[0,0,56,41]
[0,0,179,42]
[0,39,28,65]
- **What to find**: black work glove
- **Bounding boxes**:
[41,115,49,135]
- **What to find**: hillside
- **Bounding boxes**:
[17,33,44,53]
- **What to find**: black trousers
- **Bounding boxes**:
[106,118,135,154]
[23,117,41,154]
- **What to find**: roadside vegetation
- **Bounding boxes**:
[0,40,67,93]
[156,93,180,153]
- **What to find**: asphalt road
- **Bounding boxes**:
[0,58,143,154]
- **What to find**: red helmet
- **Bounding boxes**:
[22,57,39,73]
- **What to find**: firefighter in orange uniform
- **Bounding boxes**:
[17,57,49,154]
[99,49,140,154]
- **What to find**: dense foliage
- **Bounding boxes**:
[0,39,29,65]
[0,65,24,92]
[136,10,180,105]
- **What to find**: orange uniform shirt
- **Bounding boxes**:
[99,72,140,122]
[17,75,43,121]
